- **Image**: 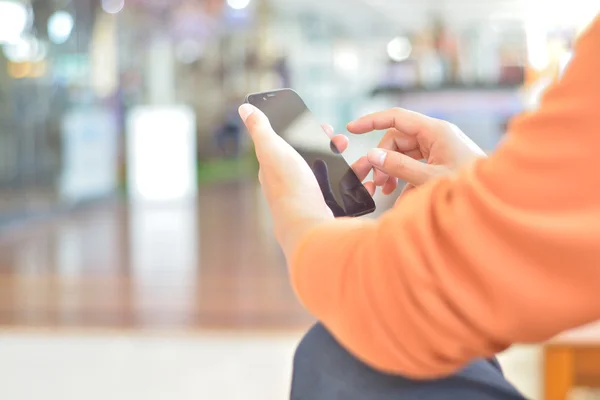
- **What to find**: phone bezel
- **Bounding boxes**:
[245,88,298,105]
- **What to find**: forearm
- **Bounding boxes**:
[273,199,334,262]
[291,174,512,378]
[291,163,600,378]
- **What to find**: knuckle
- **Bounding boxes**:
[393,153,406,167]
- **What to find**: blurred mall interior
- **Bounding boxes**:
[0,0,599,399]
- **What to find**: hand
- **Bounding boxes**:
[238,104,334,260]
[347,108,486,197]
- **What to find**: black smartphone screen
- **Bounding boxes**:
[246,89,376,217]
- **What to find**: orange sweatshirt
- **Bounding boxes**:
[291,17,600,379]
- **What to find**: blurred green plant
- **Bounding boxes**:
[117,151,259,192]
[197,152,259,185]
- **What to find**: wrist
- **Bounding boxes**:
[275,205,333,261]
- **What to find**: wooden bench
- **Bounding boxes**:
[544,323,600,400]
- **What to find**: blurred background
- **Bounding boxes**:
[0,0,598,399]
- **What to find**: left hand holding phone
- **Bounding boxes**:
[238,103,335,260]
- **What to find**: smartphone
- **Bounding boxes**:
[246,88,376,217]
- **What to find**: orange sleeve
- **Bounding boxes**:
[290,17,600,379]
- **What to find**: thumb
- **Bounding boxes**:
[239,103,285,162]
[367,148,437,186]
[239,103,275,143]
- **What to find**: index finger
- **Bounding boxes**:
[321,124,349,153]
[347,108,435,135]
[330,135,348,154]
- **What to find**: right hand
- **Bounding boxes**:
[346,108,486,196]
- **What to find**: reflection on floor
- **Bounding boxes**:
[0,181,544,399]
[0,182,313,331]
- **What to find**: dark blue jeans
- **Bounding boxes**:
[291,323,526,400]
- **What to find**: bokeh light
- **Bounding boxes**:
[0,1,29,44]
[387,36,412,62]
[227,0,251,10]
[48,11,75,44]
[102,0,125,14]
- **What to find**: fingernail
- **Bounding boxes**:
[238,104,255,122]
[367,148,387,167]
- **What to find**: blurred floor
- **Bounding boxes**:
[0,181,313,332]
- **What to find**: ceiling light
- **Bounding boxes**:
[0,1,29,44]
[102,0,125,14]
[2,36,46,62]
[48,11,74,44]
[227,0,251,10]
[3,36,32,62]
[526,23,549,71]
[387,36,412,62]
[334,47,359,75]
